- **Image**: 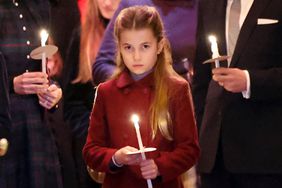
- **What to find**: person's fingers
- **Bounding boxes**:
[23,71,48,78]
[140,160,158,179]
[142,170,156,179]
[212,67,232,74]
[47,84,58,92]
[39,99,49,109]
[127,155,142,165]
[22,77,48,85]
[22,84,48,94]
[219,82,224,87]
[22,72,48,84]
[124,146,139,152]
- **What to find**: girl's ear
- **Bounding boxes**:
[157,39,164,54]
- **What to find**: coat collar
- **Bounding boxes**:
[116,70,155,89]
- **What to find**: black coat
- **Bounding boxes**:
[192,0,282,173]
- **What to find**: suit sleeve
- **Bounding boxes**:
[249,67,282,101]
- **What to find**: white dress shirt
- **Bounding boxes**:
[225,0,254,99]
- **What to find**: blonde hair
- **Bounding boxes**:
[73,0,105,83]
[112,6,183,140]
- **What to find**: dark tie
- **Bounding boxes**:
[228,0,241,62]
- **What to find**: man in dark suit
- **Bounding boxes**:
[192,0,282,187]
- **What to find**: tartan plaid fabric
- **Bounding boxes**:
[1,95,63,188]
[0,1,63,187]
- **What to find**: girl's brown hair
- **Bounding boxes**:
[112,6,184,140]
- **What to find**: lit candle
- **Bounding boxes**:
[40,29,48,74]
[131,114,153,188]
[131,114,145,151]
[208,35,220,68]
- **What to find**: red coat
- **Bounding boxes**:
[83,71,199,188]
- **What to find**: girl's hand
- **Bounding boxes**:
[38,84,62,109]
[140,159,159,179]
[114,146,142,166]
[13,72,49,95]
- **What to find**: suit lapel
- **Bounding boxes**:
[230,0,273,67]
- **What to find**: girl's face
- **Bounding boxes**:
[119,28,163,75]
[97,0,120,19]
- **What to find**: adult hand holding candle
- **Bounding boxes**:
[208,35,220,68]
[40,29,49,74]
[131,114,153,188]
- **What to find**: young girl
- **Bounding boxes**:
[83,6,199,188]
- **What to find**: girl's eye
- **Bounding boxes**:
[143,44,150,49]
[123,45,132,51]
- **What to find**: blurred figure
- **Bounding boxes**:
[75,0,121,84]
[62,0,120,187]
[0,0,63,187]
[48,1,82,188]
[49,0,80,67]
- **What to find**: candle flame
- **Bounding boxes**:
[208,35,219,58]
[131,114,139,124]
[40,29,49,46]
[208,35,217,43]
[131,114,140,129]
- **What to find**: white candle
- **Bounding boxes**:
[40,29,48,74]
[208,35,220,68]
[131,114,144,152]
[131,114,153,188]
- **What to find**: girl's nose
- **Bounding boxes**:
[133,50,141,61]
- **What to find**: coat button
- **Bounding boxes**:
[123,134,128,139]
[143,88,148,94]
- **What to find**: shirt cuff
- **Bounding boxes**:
[109,155,123,172]
[111,155,123,167]
[242,70,251,99]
